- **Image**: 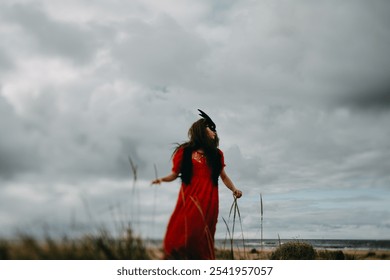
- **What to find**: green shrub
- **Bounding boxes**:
[0,240,10,260]
[365,251,376,258]
[270,241,316,260]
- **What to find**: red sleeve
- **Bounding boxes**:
[218,149,226,168]
[172,147,184,174]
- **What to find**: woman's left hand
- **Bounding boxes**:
[233,189,242,198]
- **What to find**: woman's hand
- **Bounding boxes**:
[151,172,178,185]
[233,189,243,198]
[151,178,162,185]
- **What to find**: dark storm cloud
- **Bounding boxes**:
[339,85,390,111]
[0,87,148,183]
[1,3,98,63]
[23,94,146,182]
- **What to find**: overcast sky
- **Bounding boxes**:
[1,0,389,242]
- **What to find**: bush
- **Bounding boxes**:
[0,240,10,259]
[270,241,316,260]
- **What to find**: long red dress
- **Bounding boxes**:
[163,147,225,260]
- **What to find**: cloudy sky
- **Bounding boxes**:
[1,0,389,242]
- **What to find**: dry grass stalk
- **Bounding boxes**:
[189,196,214,258]
[128,155,140,232]
[222,196,246,259]
[260,193,264,251]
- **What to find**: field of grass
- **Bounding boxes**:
[1,231,389,260]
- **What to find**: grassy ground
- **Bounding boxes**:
[214,241,390,260]
[2,234,389,260]
[0,229,149,260]
[215,248,390,260]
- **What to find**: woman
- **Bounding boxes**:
[152,109,242,260]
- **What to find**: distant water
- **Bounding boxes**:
[215,239,390,251]
[147,239,390,251]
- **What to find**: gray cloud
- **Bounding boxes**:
[0,48,13,73]
[0,95,42,179]
[224,145,264,189]
[112,15,208,88]
[339,84,390,111]
[1,3,98,63]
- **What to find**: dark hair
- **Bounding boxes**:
[174,119,222,185]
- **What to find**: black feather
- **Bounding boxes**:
[198,109,216,132]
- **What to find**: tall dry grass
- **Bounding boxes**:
[0,155,150,260]
[0,228,150,260]
[260,193,264,251]
[221,196,246,259]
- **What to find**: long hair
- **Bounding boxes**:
[174,119,222,185]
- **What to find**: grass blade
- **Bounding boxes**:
[225,197,246,259]
[221,217,234,259]
[260,193,264,251]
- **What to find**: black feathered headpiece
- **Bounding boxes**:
[198,109,216,132]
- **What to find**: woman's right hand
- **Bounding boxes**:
[151,178,162,185]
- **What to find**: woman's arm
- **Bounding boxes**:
[220,168,242,198]
[151,172,179,185]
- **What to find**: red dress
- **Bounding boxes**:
[163,147,225,259]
